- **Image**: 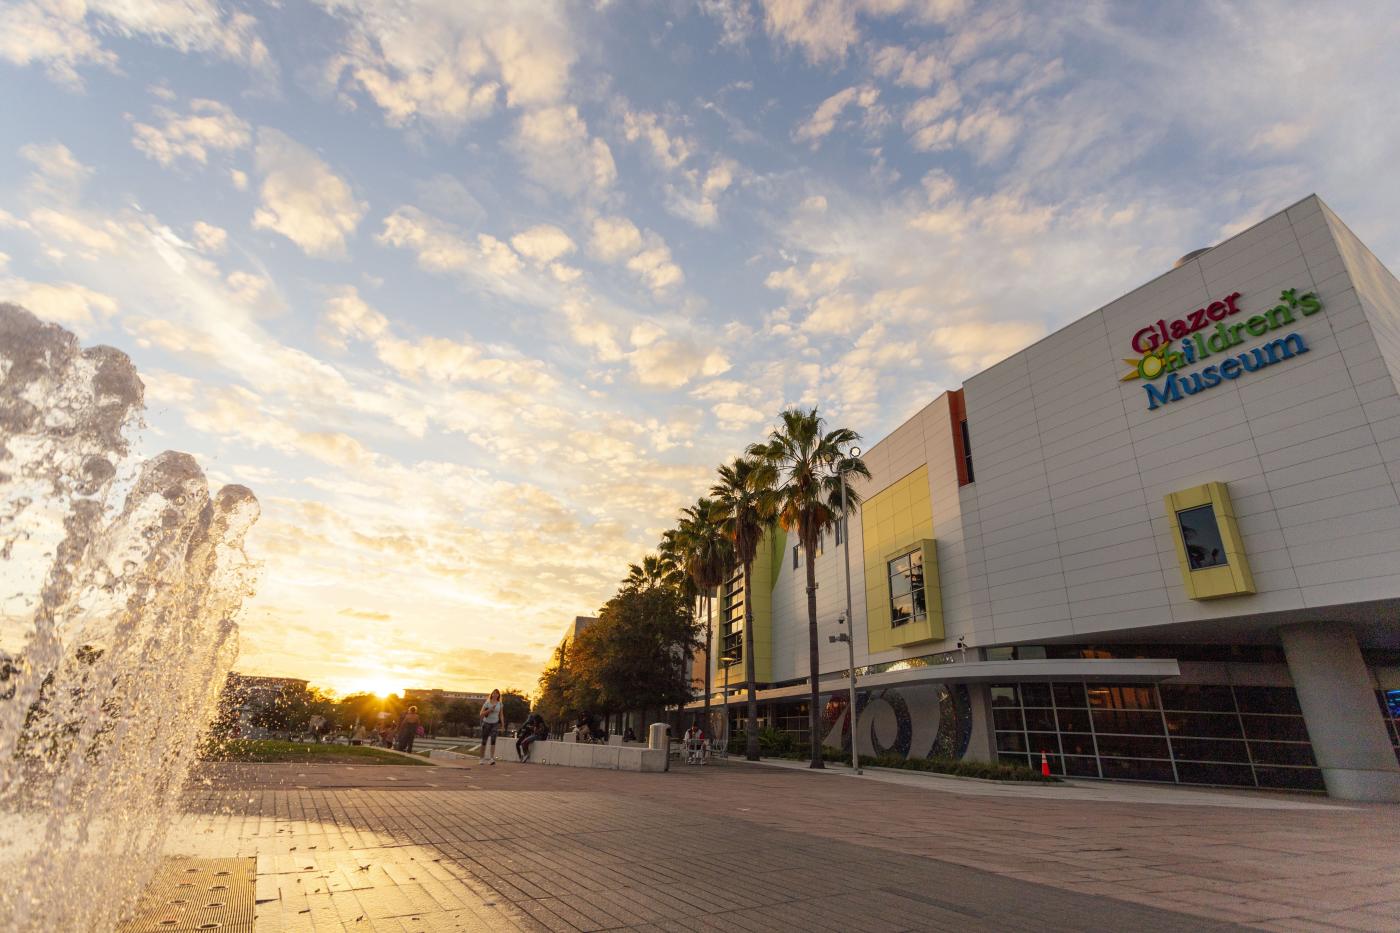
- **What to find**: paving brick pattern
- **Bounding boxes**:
[167,759,1400,932]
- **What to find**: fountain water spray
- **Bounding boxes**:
[0,304,260,931]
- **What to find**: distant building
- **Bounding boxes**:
[222,672,308,710]
[402,688,487,706]
[559,616,596,654]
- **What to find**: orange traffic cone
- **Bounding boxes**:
[1040,750,1051,776]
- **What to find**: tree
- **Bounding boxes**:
[534,645,571,732]
[250,684,337,733]
[442,698,475,729]
[712,456,775,761]
[336,692,390,730]
[750,408,869,768]
[657,526,700,716]
[569,585,700,721]
[500,690,530,729]
[676,497,732,742]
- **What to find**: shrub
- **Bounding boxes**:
[748,737,1058,782]
[729,726,797,756]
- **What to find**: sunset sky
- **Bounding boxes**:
[2,1,1398,697]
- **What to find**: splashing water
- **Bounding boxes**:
[0,304,260,931]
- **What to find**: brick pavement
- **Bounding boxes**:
[164,758,1400,932]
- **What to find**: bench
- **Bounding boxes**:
[524,739,667,772]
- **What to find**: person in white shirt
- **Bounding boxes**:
[479,689,503,765]
[683,721,707,765]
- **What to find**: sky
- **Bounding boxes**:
[2,0,1398,698]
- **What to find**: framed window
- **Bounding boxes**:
[887,548,926,628]
[835,518,843,546]
[1176,504,1228,570]
[960,419,975,483]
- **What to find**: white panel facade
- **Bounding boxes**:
[774,195,1400,677]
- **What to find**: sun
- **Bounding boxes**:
[332,670,405,698]
[363,675,403,698]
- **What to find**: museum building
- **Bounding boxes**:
[690,195,1400,801]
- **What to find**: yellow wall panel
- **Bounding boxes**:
[1164,481,1255,600]
[861,466,945,654]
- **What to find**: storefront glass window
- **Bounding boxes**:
[990,679,1324,791]
[1177,504,1228,570]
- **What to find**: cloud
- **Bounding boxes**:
[509,224,575,264]
[589,216,643,262]
[131,98,251,166]
[0,277,117,335]
[322,286,556,390]
[871,43,949,88]
[181,384,374,469]
[762,0,860,65]
[928,320,1043,372]
[511,105,616,198]
[338,608,392,622]
[587,216,683,295]
[712,401,766,431]
[618,106,739,225]
[627,332,729,388]
[625,240,684,294]
[378,207,530,286]
[794,84,883,145]
[0,0,272,88]
[192,221,228,254]
[764,258,852,301]
[622,109,694,171]
[251,128,366,258]
[318,0,575,132]
[699,0,757,46]
[28,207,120,257]
[20,141,92,201]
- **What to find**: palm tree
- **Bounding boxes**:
[623,554,667,591]
[657,526,700,723]
[750,408,869,769]
[675,498,732,742]
[712,456,775,761]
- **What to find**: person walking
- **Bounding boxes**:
[395,706,420,753]
[479,689,503,765]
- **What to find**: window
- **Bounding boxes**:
[720,572,745,665]
[721,615,744,664]
[792,545,799,569]
[835,518,843,546]
[960,419,975,483]
[887,549,926,628]
[1177,504,1228,570]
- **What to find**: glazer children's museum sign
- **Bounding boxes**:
[1122,288,1323,410]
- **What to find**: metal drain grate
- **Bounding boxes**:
[118,857,256,932]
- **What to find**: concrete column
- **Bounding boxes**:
[963,683,997,763]
[1278,622,1400,802]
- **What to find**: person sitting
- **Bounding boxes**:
[683,721,707,765]
[623,725,637,743]
[574,711,606,743]
[517,713,548,762]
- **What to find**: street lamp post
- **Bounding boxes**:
[838,446,861,775]
[719,655,738,752]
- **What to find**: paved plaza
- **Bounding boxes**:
[165,757,1400,932]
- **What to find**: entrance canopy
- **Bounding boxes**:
[684,657,1181,711]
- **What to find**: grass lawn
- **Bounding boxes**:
[204,739,433,766]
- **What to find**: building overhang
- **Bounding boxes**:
[683,658,1180,710]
